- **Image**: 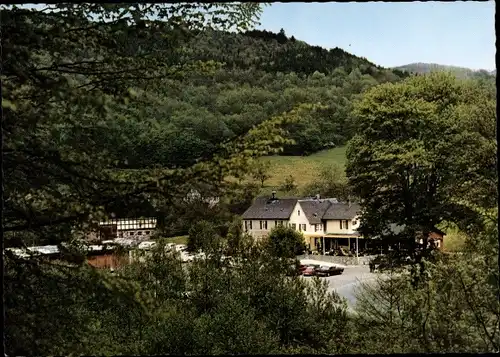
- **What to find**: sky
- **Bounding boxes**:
[257,1,496,71]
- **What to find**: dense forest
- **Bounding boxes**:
[96,26,412,169]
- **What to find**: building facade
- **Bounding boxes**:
[97,217,157,243]
[241,194,364,253]
[241,194,445,253]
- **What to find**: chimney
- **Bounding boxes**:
[271,191,276,200]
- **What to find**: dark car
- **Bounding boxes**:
[315,265,344,277]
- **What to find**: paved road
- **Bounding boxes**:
[303,265,379,308]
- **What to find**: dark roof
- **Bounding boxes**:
[241,196,298,220]
[322,202,361,220]
[298,200,333,224]
[241,196,361,222]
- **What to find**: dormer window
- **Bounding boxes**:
[298,210,301,216]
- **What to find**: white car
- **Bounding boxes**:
[175,244,188,251]
[165,243,177,251]
[138,241,157,250]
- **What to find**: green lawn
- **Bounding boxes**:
[259,146,347,193]
[442,228,467,252]
[159,236,188,245]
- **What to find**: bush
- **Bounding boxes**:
[266,225,306,258]
[280,175,298,193]
[187,220,220,253]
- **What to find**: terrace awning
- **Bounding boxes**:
[323,234,364,239]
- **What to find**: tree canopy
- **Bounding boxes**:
[346,72,497,257]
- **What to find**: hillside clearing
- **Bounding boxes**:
[259,146,347,192]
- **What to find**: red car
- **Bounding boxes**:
[303,264,320,276]
[287,263,308,276]
[298,264,307,274]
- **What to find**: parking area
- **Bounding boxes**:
[302,264,379,308]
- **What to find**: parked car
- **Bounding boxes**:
[315,265,345,277]
[303,264,320,276]
[299,264,307,274]
[175,244,188,252]
[286,263,306,276]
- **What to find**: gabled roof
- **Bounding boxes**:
[241,196,298,220]
[298,199,333,224]
[242,196,361,222]
[322,202,361,220]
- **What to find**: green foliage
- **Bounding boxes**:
[280,174,298,193]
[346,72,497,258]
[259,146,347,192]
[266,225,306,258]
[125,235,349,355]
[354,235,499,353]
[251,159,272,187]
[302,162,350,200]
[346,71,498,353]
[394,62,497,80]
[187,220,221,253]
[1,3,270,248]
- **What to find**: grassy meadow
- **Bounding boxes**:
[258,146,347,195]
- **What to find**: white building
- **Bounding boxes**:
[97,217,157,242]
[241,193,363,253]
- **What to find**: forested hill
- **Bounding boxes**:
[187,29,407,77]
[393,62,495,79]
[99,27,412,169]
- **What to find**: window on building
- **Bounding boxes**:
[299,224,302,231]
[298,210,301,216]
[291,223,297,230]
[300,224,306,231]
[352,220,357,225]
[340,220,349,229]
[264,221,268,229]
[249,221,252,230]
[129,232,134,236]
[260,221,268,230]
[145,231,150,235]
[315,224,321,232]
[137,231,142,235]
